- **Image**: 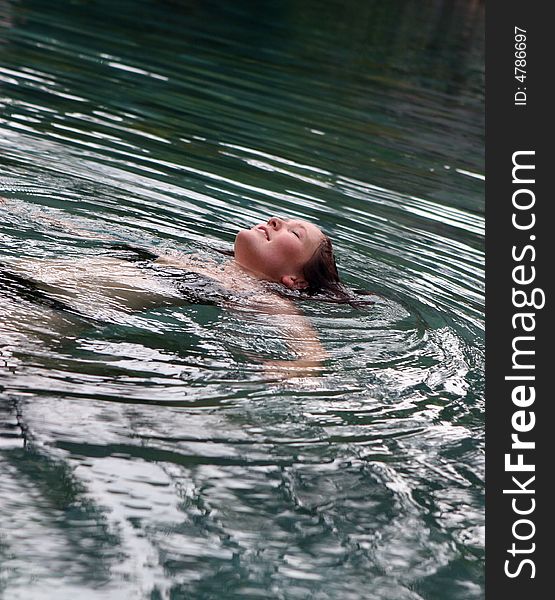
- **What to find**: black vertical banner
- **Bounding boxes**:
[486,1,551,598]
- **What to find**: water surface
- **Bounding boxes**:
[0,1,484,598]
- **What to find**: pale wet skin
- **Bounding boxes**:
[234,217,326,288]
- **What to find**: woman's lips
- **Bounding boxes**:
[256,225,270,240]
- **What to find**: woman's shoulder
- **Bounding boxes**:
[150,251,299,313]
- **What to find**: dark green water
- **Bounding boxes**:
[0,1,484,598]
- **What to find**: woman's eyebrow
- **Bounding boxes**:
[284,219,308,237]
[286,219,305,228]
[295,224,309,241]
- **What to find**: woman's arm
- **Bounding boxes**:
[245,295,327,378]
[0,196,115,239]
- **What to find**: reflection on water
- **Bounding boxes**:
[1,0,484,598]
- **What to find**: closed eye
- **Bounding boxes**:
[292,231,300,238]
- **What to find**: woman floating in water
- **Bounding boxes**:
[1,198,370,376]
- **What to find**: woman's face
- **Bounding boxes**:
[234,217,324,288]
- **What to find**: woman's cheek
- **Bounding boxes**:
[279,238,303,264]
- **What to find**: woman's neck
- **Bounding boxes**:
[224,258,273,284]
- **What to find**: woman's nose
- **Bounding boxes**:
[268,217,283,230]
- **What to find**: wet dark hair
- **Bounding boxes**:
[302,235,341,295]
[296,235,375,308]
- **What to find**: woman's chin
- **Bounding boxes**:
[234,230,279,281]
[235,228,254,244]
[234,230,251,258]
